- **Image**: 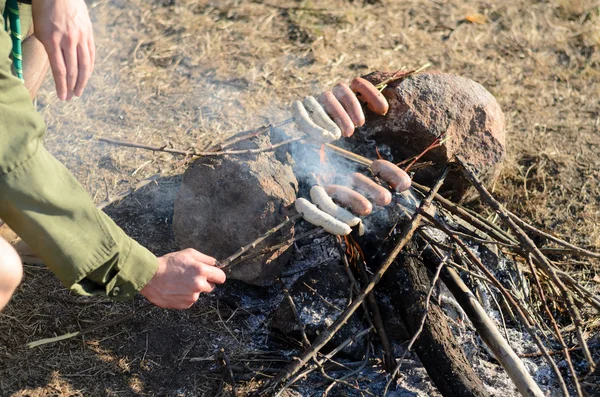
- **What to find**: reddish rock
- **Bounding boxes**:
[361,72,506,201]
[173,134,298,286]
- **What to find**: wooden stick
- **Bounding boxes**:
[218,214,302,270]
[420,212,559,397]
[261,166,449,395]
[457,156,595,378]
[27,303,154,348]
[323,143,372,167]
[98,137,302,158]
[219,348,238,397]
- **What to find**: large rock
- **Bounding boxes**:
[173,134,298,285]
[361,72,506,201]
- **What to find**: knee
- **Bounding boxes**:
[0,238,23,310]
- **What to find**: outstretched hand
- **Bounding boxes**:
[32,0,95,100]
[141,249,226,309]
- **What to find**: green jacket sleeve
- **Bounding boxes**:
[0,16,158,300]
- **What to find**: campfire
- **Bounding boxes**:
[33,71,600,396]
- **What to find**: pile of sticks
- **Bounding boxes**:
[28,126,599,396]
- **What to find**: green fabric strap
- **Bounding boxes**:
[3,0,23,82]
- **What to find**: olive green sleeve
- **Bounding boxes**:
[0,15,158,300]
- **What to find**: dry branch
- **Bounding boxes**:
[420,211,567,397]
[457,156,595,379]
[260,166,449,395]
[27,304,154,348]
[98,136,302,158]
[421,234,547,397]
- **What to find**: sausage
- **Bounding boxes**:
[324,185,373,216]
[319,91,355,137]
[350,77,389,116]
[310,186,361,226]
[302,96,342,140]
[295,198,352,236]
[371,159,411,192]
[350,172,392,206]
[292,100,337,143]
[332,82,365,127]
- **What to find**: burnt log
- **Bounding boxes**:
[380,242,490,397]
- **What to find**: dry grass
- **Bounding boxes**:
[2,0,599,395]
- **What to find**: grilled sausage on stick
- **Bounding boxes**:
[324,185,373,216]
[292,100,338,143]
[295,198,352,236]
[310,186,361,226]
[371,160,411,192]
[350,172,392,206]
[350,77,389,116]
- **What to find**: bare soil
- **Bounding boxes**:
[1,0,599,396]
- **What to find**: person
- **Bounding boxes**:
[0,0,380,312]
[0,0,227,311]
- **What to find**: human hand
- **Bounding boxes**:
[140,249,226,309]
[32,0,95,100]
[292,77,389,141]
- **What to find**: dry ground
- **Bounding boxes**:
[1,0,599,396]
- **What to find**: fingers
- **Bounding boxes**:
[47,46,68,101]
[74,41,92,97]
[63,43,78,100]
[185,248,217,267]
[332,82,365,128]
[319,91,355,137]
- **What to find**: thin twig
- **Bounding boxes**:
[96,175,160,210]
[27,304,154,348]
[261,166,449,395]
[277,278,310,348]
[507,210,600,259]
[219,348,238,397]
[218,214,302,270]
[412,181,517,245]
[98,137,302,159]
[230,228,323,267]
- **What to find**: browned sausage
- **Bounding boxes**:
[371,160,411,192]
[350,77,389,116]
[350,172,392,206]
[319,91,355,137]
[332,82,365,127]
[324,185,372,216]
